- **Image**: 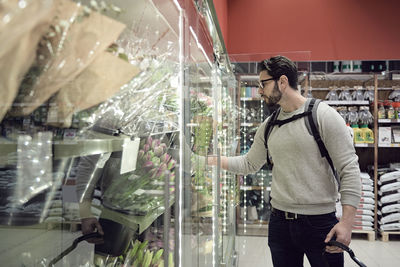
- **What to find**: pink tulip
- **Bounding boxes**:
[152,139,161,149]
[138,150,145,160]
[147,136,153,146]
[143,161,154,170]
[160,153,171,163]
[143,144,150,153]
[154,146,163,157]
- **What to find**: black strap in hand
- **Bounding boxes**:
[326,241,367,267]
[48,232,102,266]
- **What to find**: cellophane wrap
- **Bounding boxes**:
[78,47,179,139]
[0,0,55,122]
[11,0,126,117]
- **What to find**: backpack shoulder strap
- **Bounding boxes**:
[305,98,340,187]
[264,108,280,166]
[264,108,280,150]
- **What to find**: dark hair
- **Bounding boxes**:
[258,55,298,89]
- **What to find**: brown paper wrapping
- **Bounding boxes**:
[48,52,141,127]
[12,0,126,116]
[0,0,55,122]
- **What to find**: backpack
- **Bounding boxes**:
[263,98,340,188]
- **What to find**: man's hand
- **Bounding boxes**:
[324,221,352,253]
[324,205,356,253]
[81,217,104,244]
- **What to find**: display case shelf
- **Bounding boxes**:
[379,143,400,147]
[240,122,261,127]
[378,119,400,123]
[240,186,271,191]
[0,137,126,160]
[354,143,374,148]
[324,100,370,105]
[240,97,262,101]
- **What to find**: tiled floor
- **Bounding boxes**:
[2,227,400,266]
[235,235,400,267]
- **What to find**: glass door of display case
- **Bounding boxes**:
[0,0,236,266]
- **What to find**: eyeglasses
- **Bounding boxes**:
[259,78,275,89]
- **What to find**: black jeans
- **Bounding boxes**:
[268,208,344,267]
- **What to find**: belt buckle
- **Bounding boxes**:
[285,212,297,220]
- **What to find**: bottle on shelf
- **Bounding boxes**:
[378,103,386,119]
[394,102,400,119]
[360,124,374,144]
[387,102,395,119]
[351,124,365,144]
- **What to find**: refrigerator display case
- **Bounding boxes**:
[0,0,237,266]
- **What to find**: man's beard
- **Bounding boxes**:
[265,82,282,107]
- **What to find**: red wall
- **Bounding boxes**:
[219,0,400,62]
[213,0,229,47]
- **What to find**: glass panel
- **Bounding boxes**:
[0,0,236,266]
[0,0,180,266]
[230,52,310,238]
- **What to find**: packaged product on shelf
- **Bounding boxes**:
[394,102,400,119]
[378,103,386,119]
[358,106,373,125]
[355,172,376,231]
[387,103,396,119]
[379,213,400,225]
[347,106,359,125]
[358,203,374,210]
[11,0,126,117]
[380,193,400,204]
[380,203,400,214]
[380,222,400,231]
[360,124,374,144]
[338,87,352,101]
[393,127,400,143]
[351,124,365,144]
[363,87,374,102]
[378,127,392,146]
[378,181,400,196]
[389,90,400,102]
[378,170,400,185]
[356,209,374,216]
[0,0,55,122]
[360,172,373,185]
[361,191,374,198]
[325,88,339,101]
[352,88,365,101]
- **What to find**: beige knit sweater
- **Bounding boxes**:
[228,100,361,215]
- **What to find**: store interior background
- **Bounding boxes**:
[213,0,400,266]
[1,0,400,266]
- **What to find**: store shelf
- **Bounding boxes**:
[324,100,370,105]
[378,119,400,123]
[240,186,271,191]
[240,122,261,127]
[238,220,268,225]
[0,138,127,160]
[240,97,263,101]
[354,143,375,148]
[378,143,400,147]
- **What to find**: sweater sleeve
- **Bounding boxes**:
[318,104,361,208]
[227,121,268,175]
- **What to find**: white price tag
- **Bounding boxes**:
[133,189,145,196]
[120,137,140,174]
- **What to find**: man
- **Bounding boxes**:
[209,55,361,266]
